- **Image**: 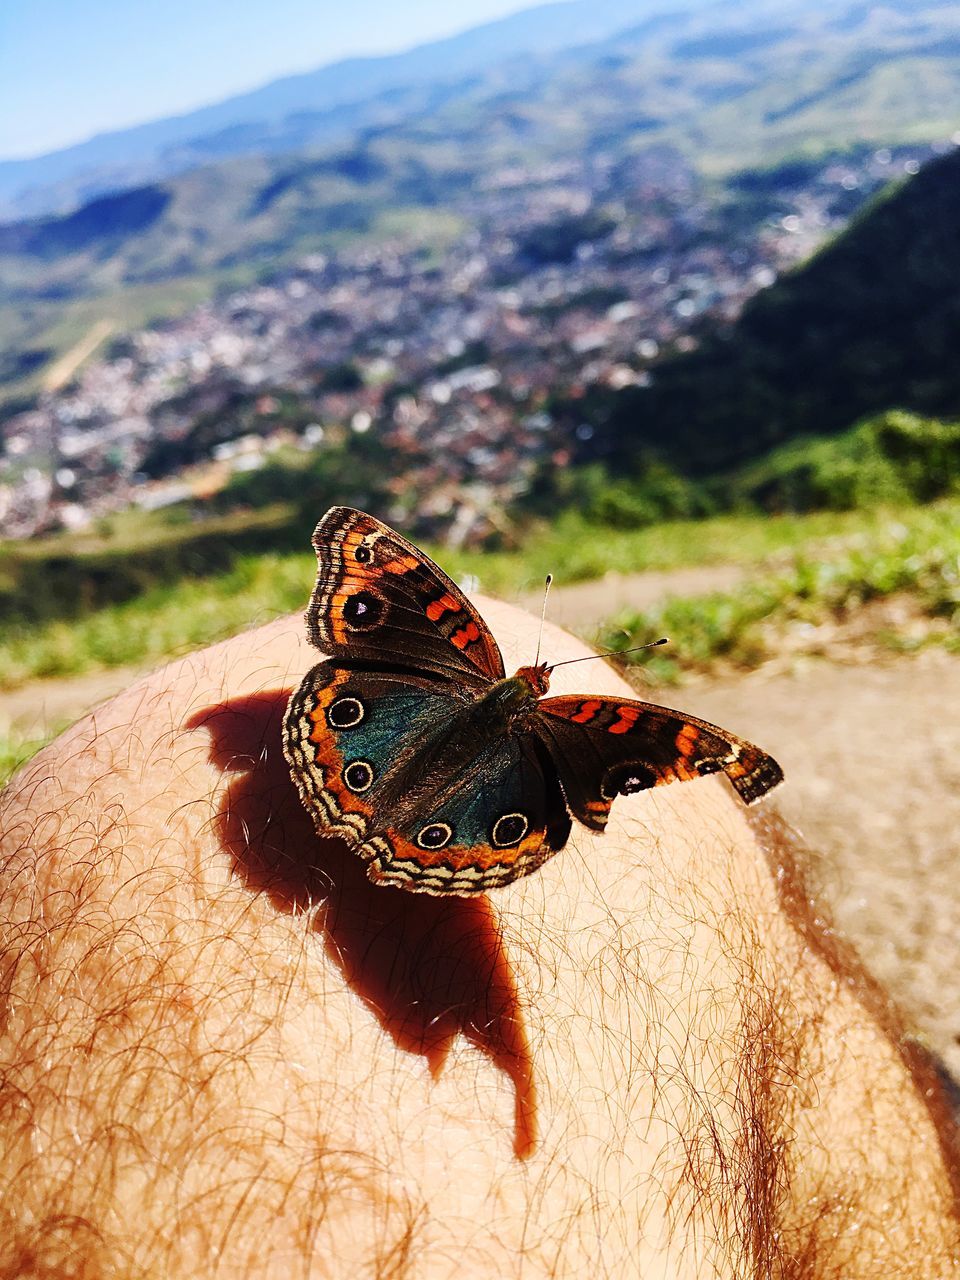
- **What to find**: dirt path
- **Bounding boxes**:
[685,651,960,1077]
[3,565,958,1075]
[518,564,744,633]
[1,663,150,742]
[42,318,115,393]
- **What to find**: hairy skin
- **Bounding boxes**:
[0,600,957,1279]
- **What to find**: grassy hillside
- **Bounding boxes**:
[3,405,955,638]
[2,495,958,786]
[5,0,956,220]
[603,500,960,683]
[1,493,956,692]
[580,146,960,475]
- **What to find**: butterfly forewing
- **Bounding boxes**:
[534,695,783,830]
[305,507,504,686]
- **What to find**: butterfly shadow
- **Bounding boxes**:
[186,690,536,1159]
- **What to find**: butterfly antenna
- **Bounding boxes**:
[533,574,553,667]
[547,637,668,671]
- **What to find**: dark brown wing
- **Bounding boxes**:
[533,694,783,831]
[304,507,504,686]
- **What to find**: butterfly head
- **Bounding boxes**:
[514,662,552,699]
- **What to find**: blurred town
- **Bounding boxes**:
[0,143,933,544]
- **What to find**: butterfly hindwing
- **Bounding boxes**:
[361,732,571,895]
[283,661,572,896]
[284,660,466,845]
[533,695,783,831]
[304,507,504,685]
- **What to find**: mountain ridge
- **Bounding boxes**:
[0,0,699,218]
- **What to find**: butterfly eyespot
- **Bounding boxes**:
[603,763,657,799]
[343,760,375,792]
[327,696,365,728]
[696,758,724,777]
[416,822,453,850]
[342,590,383,630]
[354,544,373,563]
[618,770,655,795]
[491,813,528,848]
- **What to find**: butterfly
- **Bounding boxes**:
[283,507,783,896]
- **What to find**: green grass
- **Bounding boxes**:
[2,498,959,786]
[0,551,313,690]
[1,501,956,694]
[439,504,929,596]
[5,501,292,561]
[602,503,960,684]
[0,723,71,789]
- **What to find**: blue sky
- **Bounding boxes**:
[0,0,549,160]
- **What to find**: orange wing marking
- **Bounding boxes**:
[308,688,340,743]
[570,699,602,724]
[675,723,701,757]
[609,705,642,735]
[426,592,462,622]
[382,553,419,575]
[451,621,480,650]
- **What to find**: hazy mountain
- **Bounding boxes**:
[582,146,960,474]
[12,0,953,218]
[5,0,958,280]
[0,0,716,219]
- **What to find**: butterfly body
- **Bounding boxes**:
[284,508,783,896]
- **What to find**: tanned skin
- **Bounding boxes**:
[0,601,957,1279]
